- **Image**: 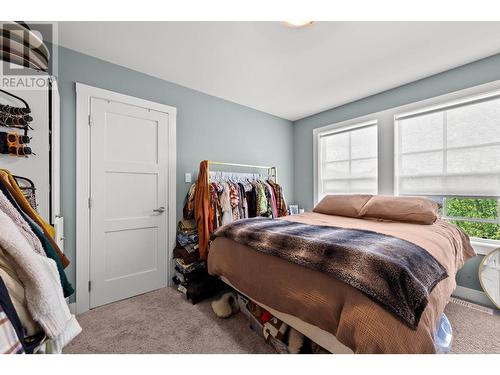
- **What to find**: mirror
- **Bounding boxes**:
[479,248,500,309]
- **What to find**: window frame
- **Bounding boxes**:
[314,119,378,204]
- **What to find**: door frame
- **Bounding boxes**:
[75,82,177,314]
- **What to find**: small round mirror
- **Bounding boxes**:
[479,248,500,309]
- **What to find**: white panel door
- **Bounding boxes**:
[90,98,168,308]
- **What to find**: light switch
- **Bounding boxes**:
[185,173,192,183]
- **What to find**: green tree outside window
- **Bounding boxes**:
[444,198,500,241]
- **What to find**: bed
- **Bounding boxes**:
[207,200,475,354]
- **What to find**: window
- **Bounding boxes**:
[395,94,500,241]
[317,121,378,199]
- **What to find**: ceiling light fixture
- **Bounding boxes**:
[285,21,314,27]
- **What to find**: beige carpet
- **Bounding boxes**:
[64,287,499,354]
[444,299,499,354]
[64,287,273,354]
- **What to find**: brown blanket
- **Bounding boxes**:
[208,212,475,353]
[213,217,448,329]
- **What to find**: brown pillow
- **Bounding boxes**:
[359,195,440,224]
[313,194,372,218]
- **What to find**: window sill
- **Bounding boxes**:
[470,239,499,256]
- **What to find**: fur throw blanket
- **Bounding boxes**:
[213,218,448,329]
[0,209,81,344]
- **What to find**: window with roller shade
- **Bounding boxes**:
[395,96,500,241]
[317,121,378,199]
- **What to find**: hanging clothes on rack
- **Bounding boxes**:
[246,183,257,218]
[183,183,196,220]
[0,185,74,297]
[219,181,232,226]
[0,244,41,337]
[267,179,288,218]
[255,181,268,216]
[0,275,45,354]
[0,170,52,237]
[208,182,218,233]
[194,160,210,260]
[0,188,45,256]
[0,275,25,354]
[0,209,80,353]
[0,169,69,268]
[0,166,80,352]
[192,160,287,259]
[0,168,73,296]
[263,181,278,218]
[228,181,240,221]
[238,182,248,219]
[207,176,286,226]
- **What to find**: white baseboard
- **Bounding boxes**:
[452,285,494,308]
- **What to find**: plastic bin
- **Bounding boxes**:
[435,313,453,353]
[236,293,290,353]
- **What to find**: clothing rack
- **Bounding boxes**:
[207,161,278,183]
[194,160,286,259]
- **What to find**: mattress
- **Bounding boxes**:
[208,212,475,353]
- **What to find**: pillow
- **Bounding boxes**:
[313,194,372,218]
[359,195,440,224]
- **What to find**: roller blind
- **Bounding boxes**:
[318,122,378,197]
[395,96,500,197]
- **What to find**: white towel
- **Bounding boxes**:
[0,209,81,343]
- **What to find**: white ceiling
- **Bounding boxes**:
[57,22,500,121]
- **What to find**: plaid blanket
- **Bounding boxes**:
[212,217,448,329]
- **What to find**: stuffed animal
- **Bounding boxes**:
[287,327,305,354]
[211,292,239,318]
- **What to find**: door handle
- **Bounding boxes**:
[153,206,166,214]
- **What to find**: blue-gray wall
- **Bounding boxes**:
[55,46,294,301]
[292,53,500,292]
